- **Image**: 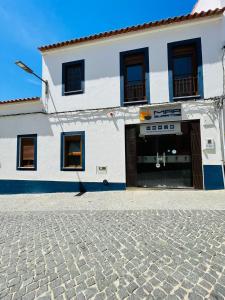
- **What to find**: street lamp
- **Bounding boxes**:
[15,60,48,95]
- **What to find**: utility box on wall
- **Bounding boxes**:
[96,166,107,175]
[205,138,215,150]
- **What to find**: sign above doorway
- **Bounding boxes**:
[139,105,182,123]
[140,122,182,136]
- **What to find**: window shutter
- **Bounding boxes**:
[173,45,196,57]
[124,53,144,65]
[22,140,34,161]
[23,145,34,160]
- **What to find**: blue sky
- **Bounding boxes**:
[0,0,196,101]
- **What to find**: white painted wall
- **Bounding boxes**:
[0,102,223,185]
[42,16,225,113]
[193,0,225,13]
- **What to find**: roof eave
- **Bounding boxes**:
[0,97,41,106]
[38,8,225,53]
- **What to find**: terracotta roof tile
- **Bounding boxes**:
[39,8,225,52]
[0,97,40,105]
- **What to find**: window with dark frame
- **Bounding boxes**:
[168,38,204,101]
[120,48,149,106]
[172,44,198,98]
[61,132,85,171]
[62,60,84,96]
[124,53,146,103]
[17,135,37,170]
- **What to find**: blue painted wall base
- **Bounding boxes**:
[0,180,126,194]
[204,165,225,190]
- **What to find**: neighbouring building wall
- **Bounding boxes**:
[0,110,127,193]
[42,16,225,113]
[0,102,43,116]
[193,0,225,13]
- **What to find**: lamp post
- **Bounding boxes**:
[15,61,48,95]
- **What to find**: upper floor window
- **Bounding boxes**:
[168,38,204,101]
[17,134,37,170]
[120,48,150,106]
[62,60,85,96]
[61,131,85,171]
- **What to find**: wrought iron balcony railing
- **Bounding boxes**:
[174,76,198,98]
[124,81,146,103]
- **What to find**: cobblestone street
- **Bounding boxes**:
[1,210,225,299]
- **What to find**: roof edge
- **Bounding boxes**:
[0,97,40,105]
[38,8,225,53]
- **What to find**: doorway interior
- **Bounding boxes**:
[125,121,203,189]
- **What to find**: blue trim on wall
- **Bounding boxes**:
[16,134,37,171]
[204,165,224,190]
[0,180,126,194]
[120,47,150,106]
[62,59,85,96]
[60,131,85,171]
[167,38,204,102]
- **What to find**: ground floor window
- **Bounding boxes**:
[61,131,85,171]
[17,134,37,170]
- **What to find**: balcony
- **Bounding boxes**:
[124,81,146,104]
[173,76,198,99]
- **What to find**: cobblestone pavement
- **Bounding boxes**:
[1,211,225,300]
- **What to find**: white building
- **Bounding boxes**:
[0,0,225,193]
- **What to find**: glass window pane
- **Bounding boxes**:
[67,155,81,167]
[68,141,80,153]
[20,137,34,168]
[173,56,193,77]
[65,65,82,92]
[126,65,143,83]
[64,135,82,168]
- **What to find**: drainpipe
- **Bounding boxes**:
[218,96,225,164]
[219,46,225,182]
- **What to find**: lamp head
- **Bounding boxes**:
[15,61,33,74]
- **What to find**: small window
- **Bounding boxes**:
[120,48,150,106]
[61,132,85,171]
[62,60,85,96]
[17,135,37,170]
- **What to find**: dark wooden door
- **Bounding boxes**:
[190,121,203,189]
[125,125,137,186]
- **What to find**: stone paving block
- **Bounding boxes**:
[22,291,36,300]
[213,283,225,297]
[152,288,167,299]
[127,282,138,294]
[26,282,39,294]
[65,287,76,299]
[76,282,87,294]
[188,291,204,300]
[135,286,148,298]
[117,287,129,299]
[86,277,96,287]
[161,281,174,294]
[94,292,106,300]
[85,287,98,299]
